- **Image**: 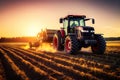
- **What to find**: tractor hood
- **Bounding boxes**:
[82,26,94,30]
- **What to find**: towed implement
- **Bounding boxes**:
[29,15,106,54]
[29,29,57,48]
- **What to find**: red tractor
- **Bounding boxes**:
[53,15,106,54]
[30,15,106,54]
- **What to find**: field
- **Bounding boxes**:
[0,41,120,80]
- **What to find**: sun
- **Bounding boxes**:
[26,25,41,36]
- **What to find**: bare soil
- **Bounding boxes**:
[0,59,6,80]
[0,43,120,80]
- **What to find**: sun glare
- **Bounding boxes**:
[26,25,41,36]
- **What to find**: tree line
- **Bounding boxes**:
[0,37,36,42]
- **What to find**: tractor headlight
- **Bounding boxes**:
[81,30,89,33]
[90,30,94,33]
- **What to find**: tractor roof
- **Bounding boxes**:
[64,15,86,19]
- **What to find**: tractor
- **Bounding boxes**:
[53,15,106,54]
[30,15,106,54]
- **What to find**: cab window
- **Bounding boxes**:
[80,19,85,26]
[63,20,68,29]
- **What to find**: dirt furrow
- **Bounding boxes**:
[41,51,119,73]
[2,45,120,80]
[12,47,108,70]
[14,47,120,80]
[20,47,118,67]
[1,47,55,80]
[7,46,98,80]
[39,51,110,69]
[8,48,73,80]
[0,48,29,80]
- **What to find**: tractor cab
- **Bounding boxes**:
[60,15,95,34]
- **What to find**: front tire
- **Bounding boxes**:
[65,36,80,54]
[91,35,106,54]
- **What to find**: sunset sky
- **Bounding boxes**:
[0,0,120,37]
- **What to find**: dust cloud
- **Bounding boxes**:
[22,43,56,53]
[36,43,56,52]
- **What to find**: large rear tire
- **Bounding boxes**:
[53,32,64,51]
[65,36,80,54]
[91,35,106,54]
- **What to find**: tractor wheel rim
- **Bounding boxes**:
[53,36,58,49]
[66,39,71,53]
[68,41,71,49]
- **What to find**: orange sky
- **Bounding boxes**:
[0,0,120,37]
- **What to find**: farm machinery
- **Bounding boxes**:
[29,15,106,54]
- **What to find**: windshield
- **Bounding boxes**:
[70,18,85,28]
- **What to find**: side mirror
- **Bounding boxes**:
[84,18,90,21]
[59,18,63,23]
[92,19,95,24]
